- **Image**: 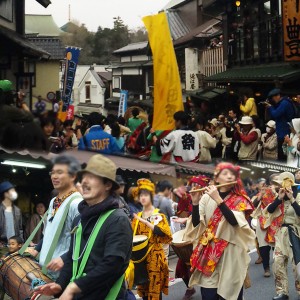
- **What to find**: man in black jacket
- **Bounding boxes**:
[35,154,132,300]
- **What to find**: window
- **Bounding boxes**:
[25,62,36,87]
[113,77,120,89]
[85,81,91,102]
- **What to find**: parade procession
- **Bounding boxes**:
[2,0,300,299]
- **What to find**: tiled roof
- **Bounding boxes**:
[97,72,112,81]
[113,42,148,54]
[205,65,300,83]
[163,0,188,10]
[25,15,65,37]
[166,10,190,40]
[27,37,65,60]
[173,17,221,45]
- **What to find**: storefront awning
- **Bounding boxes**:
[205,65,300,83]
[0,26,51,59]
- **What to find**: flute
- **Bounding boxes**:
[189,181,238,193]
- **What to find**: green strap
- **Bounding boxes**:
[71,209,124,299]
[19,210,49,255]
[71,209,115,281]
[42,194,80,275]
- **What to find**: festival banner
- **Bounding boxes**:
[61,47,81,111]
[143,12,183,130]
[282,0,300,61]
[118,90,128,117]
[66,105,75,120]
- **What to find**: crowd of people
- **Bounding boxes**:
[1,79,300,168]
[0,152,299,299]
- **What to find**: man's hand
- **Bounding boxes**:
[33,282,62,296]
[59,282,81,300]
[47,257,64,272]
[25,247,38,257]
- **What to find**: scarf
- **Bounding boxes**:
[78,195,119,224]
[190,192,253,276]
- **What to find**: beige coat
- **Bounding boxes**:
[184,194,256,300]
[261,132,278,160]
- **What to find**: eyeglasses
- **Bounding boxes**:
[49,170,67,176]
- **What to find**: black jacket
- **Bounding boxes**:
[56,195,132,300]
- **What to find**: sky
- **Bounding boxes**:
[25,0,171,31]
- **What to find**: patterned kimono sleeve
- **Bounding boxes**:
[235,197,254,216]
[154,213,172,244]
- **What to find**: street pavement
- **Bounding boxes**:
[150,249,299,300]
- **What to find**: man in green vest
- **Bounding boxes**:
[34,154,132,300]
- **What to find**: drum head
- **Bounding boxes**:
[172,230,187,245]
[133,235,148,244]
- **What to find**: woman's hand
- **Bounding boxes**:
[172,217,188,224]
[190,186,204,205]
[204,185,223,205]
[285,187,294,201]
[133,213,143,222]
[277,188,286,200]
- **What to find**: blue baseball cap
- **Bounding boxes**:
[268,88,281,98]
[0,181,14,194]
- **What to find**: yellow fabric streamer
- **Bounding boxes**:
[143,12,184,130]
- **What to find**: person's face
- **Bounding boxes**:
[139,191,152,207]
[43,123,54,137]
[50,164,76,192]
[228,110,236,119]
[295,171,300,181]
[272,95,281,103]
[8,239,21,253]
[36,203,46,215]
[215,169,237,185]
[241,124,252,133]
[81,173,112,203]
[257,181,266,190]
[116,184,125,196]
[164,188,172,198]
[296,95,300,104]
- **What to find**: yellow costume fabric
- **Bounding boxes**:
[131,212,172,300]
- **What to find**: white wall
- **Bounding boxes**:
[185,48,199,91]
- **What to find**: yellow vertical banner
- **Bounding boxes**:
[282,0,300,62]
[143,12,183,130]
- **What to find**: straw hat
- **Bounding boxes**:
[78,154,119,190]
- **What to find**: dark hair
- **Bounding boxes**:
[105,114,117,127]
[117,116,126,126]
[156,180,173,193]
[9,235,23,244]
[173,111,189,126]
[63,120,73,128]
[40,116,56,129]
[132,108,140,118]
[51,154,81,176]
[88,112,104,127]
[1,122,48,151]
[111,122,121,139]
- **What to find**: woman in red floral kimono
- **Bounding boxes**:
[188,162,255,300]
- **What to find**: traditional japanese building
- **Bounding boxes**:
[206,0,300,101]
